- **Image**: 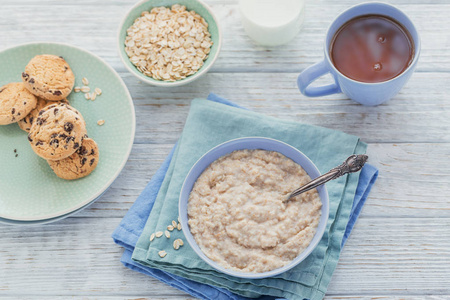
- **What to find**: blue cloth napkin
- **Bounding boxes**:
[112,94,378,300]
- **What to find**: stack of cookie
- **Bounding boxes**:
[0,54,99,180]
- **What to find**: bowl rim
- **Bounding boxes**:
[117,0,223,87]
[179,136,330,279]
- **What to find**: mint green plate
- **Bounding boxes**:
[0,42,135,222]
[118,0,222,87]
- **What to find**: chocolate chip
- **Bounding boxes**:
[0,89,4,93]
[73,142,79,149]
[14,149,16,153]
[29,116,34,124]
[36,141,43,146]
[38,110,45,116]
[53,90,62,96]
[81,157,87,166]
[90,149,95,155]
[64,145,68,149]
[11,116,15,121]
[65,136,74,143]
[18,112,20,116]
[29,78,35,84]
[90,158,95,166]
[59,133,67,139]
[50,139,59,148]
[11,108,15,115]
[59,56,64,59]
[28,134,33,142]
[15,154,18,157]
[64,122,73,132]
[54,108,59,115]
[22,72,29,79]
[23,101,27,105]
[64,66,68,70]
[51,133,58,138]
[77,146,88,155]
[36,118,43,126]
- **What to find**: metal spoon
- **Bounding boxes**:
[285,154,368,202]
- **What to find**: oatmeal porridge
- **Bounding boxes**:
[187,149,322,273]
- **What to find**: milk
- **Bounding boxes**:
[239,0,305,46]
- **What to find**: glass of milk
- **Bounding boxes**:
[239,0,305,46]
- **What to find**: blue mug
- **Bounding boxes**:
[297,2,421,106]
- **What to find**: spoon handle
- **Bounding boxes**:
[286,154,368,201]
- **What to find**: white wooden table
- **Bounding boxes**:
[1,0,450,299]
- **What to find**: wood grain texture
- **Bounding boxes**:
[72,142,450,219]
[1,0,449,299]
[1,1,449,73]
[0,218,448,297]
[122,72,450,144]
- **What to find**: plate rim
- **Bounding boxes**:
[0,41,136,222]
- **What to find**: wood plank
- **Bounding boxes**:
[326,297,450,300]
[329,217,450,295]
[0,217,448,297]
[1,3,449,73]
[69,142,450,220]
[122,72,450,144]
[1,297,448,300]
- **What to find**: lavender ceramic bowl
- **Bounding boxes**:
[179,137,329,279]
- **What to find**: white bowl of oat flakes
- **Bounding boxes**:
[179,137,330,279]
[118,0,221,86]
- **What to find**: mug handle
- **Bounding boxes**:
[297,60,341,97]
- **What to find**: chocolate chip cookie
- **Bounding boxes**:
[18,97,69,132]
[28,104,87,160]
[0,82,38,125]
[48,138,99,180]
[22,55,75,101]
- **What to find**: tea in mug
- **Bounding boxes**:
[330,14,414,83]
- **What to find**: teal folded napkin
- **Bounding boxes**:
[132,99,367,300]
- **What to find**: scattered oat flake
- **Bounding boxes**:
[91,92,97,101]
[94,88,102,95]
[167,225,174,231]
[82,77,89,85]
[173,240,180,250]
[177,223,182,231]
[155,231,163,238]
[158,250,167,258]
[150,233,155,242]
[165,230,170,238]
[74,87,81,93]
[173,238,184,250]
[97,120,105,126]
[81,86,90,93]
[178,216,181,223]
[172,220,177,227]
[84,93,91,100]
